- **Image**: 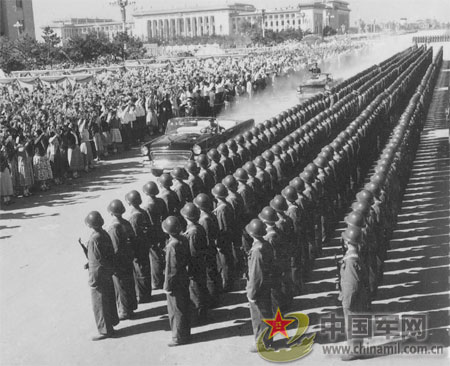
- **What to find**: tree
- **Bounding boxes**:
[41,27,61,66]
[322,26,337,37]
[112,32,146,60]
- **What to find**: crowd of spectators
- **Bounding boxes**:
[0,37,366,206]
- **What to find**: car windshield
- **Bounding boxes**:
[165,118,218,135]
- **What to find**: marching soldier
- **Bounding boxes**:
[84,211,119,341]
[246,219,274,353]
[142,181,167,289]
[107,199,138,320]
[181,203,209,324]
[162,216,191,346]
[125,190,152,304]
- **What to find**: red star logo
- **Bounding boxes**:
[263,308,295,339]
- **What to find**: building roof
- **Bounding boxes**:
[133,3,255,17]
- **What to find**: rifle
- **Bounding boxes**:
[335,254,342,292]
[78,238,88,259]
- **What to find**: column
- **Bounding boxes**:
[197,17,202,36]
[210,16,214,35]
[192,17,197,37]
[184,18,188,37]
[175,18,180,37]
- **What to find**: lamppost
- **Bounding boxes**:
[13,21,23,39]
[109,0,135,61]
[261,9,266,38]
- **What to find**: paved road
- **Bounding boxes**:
[1,34,449,366]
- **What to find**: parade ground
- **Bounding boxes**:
[1,32,449,366]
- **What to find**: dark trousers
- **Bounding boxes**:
[133,257,152,303]
[90,276,119,335]
[217,246,235,291]
[149,247,165,289]
[250,294,273,342]
[189,276,208,322]
[113,271,137,317]
[205,252,222,306]
[167,288,191,343]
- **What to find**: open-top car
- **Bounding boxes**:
[141,117,254,176]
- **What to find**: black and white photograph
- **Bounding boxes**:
[0,0,449,365]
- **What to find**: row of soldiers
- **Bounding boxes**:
[413,34,450,44]
[81,45,429,346]
[337,47,441,360]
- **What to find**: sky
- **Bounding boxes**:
[32,0,450,38]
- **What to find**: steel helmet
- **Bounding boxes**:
[143,181,159,196]
[243,161,257,177]
[233,168,249,182]
[246,218,267,238]
[171,167,188,180]
[185,160,199,174]
[270,195,288,213]
[158,173,173,188]
[258,206,279,224]
[290,177,305,192]
[85,211,104,229]
[180,202,201,221]
[208,148,221,162]
[254,156,266,169]
[125,190,142,206]
[344,211,365,228]
[342,226,363,246]
[262,150,275,162]
[282,186,298,203]
[162,216,182,236]
[211,183,228,199]
[107,199,126,215]
[194,193,213,211]
[197,154,210,168]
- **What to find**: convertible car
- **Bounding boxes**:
[141,117,254,176]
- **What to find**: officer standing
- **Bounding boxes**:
[107,199,138,320]
[142,181,167,290]
[162,216,191,346]
[125,190,152,304]
[339,226,369,361]
[246,219,274,353]
[181,203,209,324]
[84,211,119,341]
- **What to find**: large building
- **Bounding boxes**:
[0,0,35,40]
[133,1,351,41]
[45,18,135,45]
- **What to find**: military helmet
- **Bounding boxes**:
[313,156,328,169]
[370,172,386,186]
[270,195,288,212]
[262,150,275,162]
[345,211,365,228]
[185,160,199,174]
[180,202,201,221]
[246,218,267,238]
[342,226,363,246]
[125,190,142,205]
[143,181,159,196]
[233,168,249,182]
[305,162,319,174]
[243,130,253,141]
[279,140,289,151]
[351,200,370,215]
[243,161,257,177]
[271,144,282,155]
[258,206,279,224]
[264,120,272,129]
[197,154,210,168]
[85,211,104,229]
[356,189,374,203]
[208,148,221,162]
[365,181,381,196]
[194,193,212,211]
[226,139,238,152]
[162,216,182,236]
[212,183,228,199]
[107,199,126,215]
[254,156,266,169]
[217,143,229,156]
[290,177,305,192]
[158,173,173,188]
[300,170,315,184]
[235,134,245,144]
[222,175,238,190]
[285,135,294,145]
[171,167,188,180]
[250,126,260,136]
[282,186,298,203]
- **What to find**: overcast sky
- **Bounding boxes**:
[32,0,450,37]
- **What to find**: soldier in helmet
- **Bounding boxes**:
[194,193,222,305]
[181,203,209,324]
[162,216,191,346]
[339,226,369,361]
[107,199,138,320]
[234,168,257,224]
[212,183,235,292]
[270,195,295,308]
[142,181,167,289]
[259,205,291,313]
[254,156,272,199]
[226,139,243,169]
[185,160,206,198]
[243,161,264,211]
[197,154,215,193]
[246,218,274,353]
[125,190,152,304]
[84,211,119,341]
[208,148,226,184]
[171,167,193,207]
[271,145,288,187]
[262,150,279,194]
[282,186,303,294]
[217,143,234,175]
[235,135,251,163]
[158,173,181,217]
